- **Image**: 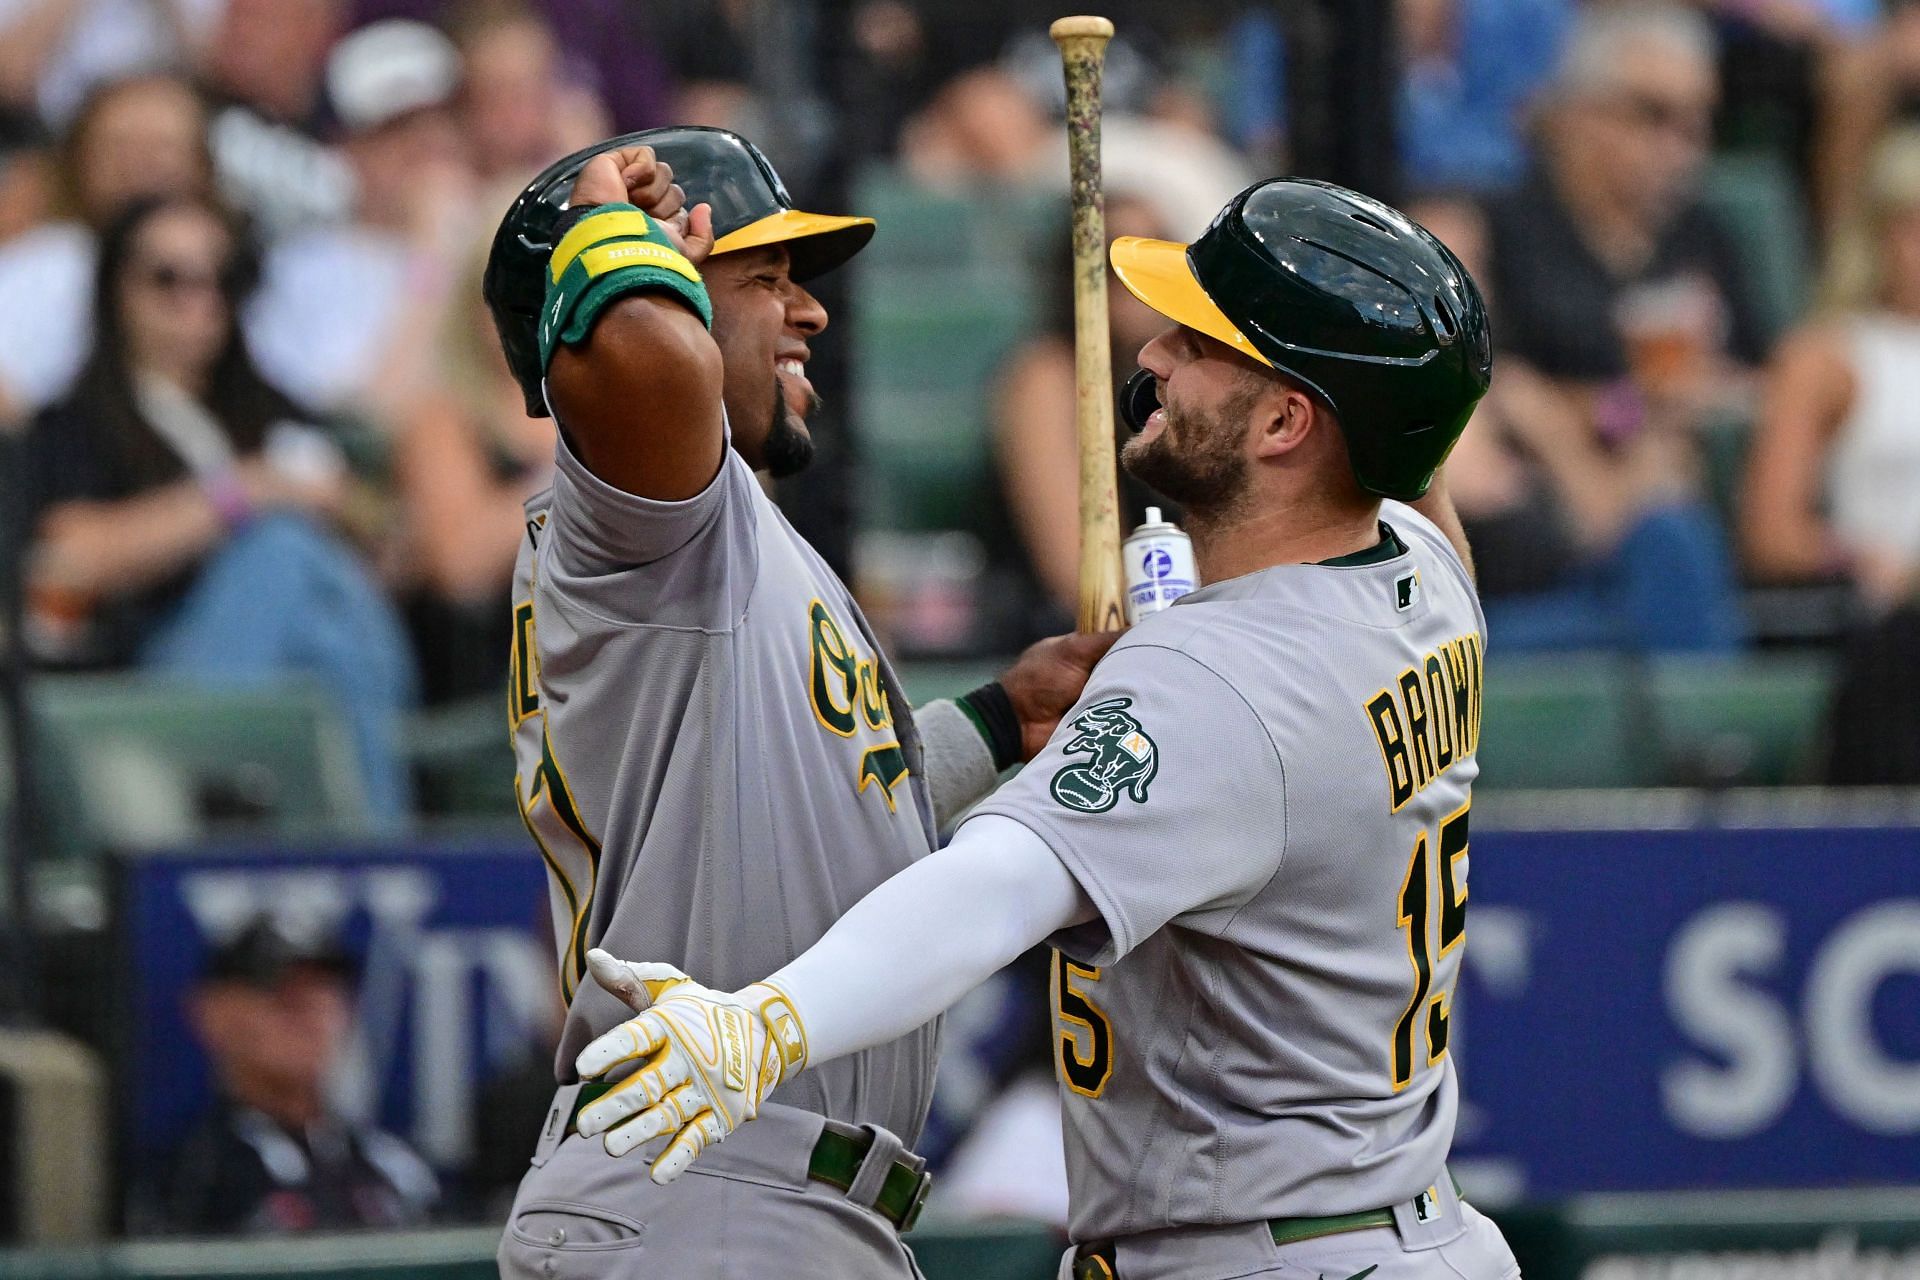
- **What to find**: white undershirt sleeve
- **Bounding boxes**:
[767,814,1094,1066]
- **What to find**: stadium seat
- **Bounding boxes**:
[852,169,1055,531]
[1476,656,1656,790]
[1645,654,1831,786]
[897,661,1007,707]
[29,675,374,854]
[406,696,516,821]
[1699,151,1811,338]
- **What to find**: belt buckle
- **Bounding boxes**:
[899,1169,933,1233]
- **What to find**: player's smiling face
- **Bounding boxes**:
[703,243,828,477]
[1121,325,1266,518]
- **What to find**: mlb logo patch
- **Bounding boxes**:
[1414,1185,1439,1222]
[1395,571,1421,612]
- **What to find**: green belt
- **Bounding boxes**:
[568,1081,933,1233]
[1071,1178,1463,1280]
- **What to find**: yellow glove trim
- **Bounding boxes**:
[749,980,810,1075]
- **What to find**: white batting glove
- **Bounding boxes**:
[573,949,809,1184]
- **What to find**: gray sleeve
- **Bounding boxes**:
[913,698,1001,833]
[545,427,736,576]
[969,644,1286,965]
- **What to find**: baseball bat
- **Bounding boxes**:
[1051,15,1126,634]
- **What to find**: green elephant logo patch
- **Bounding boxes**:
[1050,697,1159,813]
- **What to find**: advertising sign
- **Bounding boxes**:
[118,839,553,1172]
[1455,826,1920,1199]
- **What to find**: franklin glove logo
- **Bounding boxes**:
[1050,698,1159,814]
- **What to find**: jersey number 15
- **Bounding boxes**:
[1394,800,1469,1091]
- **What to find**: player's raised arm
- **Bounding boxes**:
[537,147,725,501]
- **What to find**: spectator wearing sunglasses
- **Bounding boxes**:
[19,194,417,821]
[1472,2,1765,651]
[1489,4,1769,411]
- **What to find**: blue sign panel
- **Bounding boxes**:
[118,839,553,1173]
[1452,826,1920,1198]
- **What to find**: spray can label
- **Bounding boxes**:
[1122,510,1196,623]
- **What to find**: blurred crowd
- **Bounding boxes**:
[5,0,1920,1240]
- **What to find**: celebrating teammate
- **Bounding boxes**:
[574,178,1523,1280]
[484,129,1113,1279]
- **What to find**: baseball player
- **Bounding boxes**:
[570,178,1523,1280]
[482,128,1114,1278]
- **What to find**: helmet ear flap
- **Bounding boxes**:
[1119,369,1159,433]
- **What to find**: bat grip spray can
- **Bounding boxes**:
[1122,507,1197,624]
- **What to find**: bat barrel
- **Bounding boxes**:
[1052,13,1126,634]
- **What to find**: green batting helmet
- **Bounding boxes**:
[1111,178,1492,501]
[484,126,875,417]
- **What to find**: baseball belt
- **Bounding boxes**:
[1070,1177,1465,1280]
[567,1080,933,1233]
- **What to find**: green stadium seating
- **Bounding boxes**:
[1646,654,1831,786]
[405,695,515,821]
[1476,656,1657,790]
[898,654,1836,791]
[896,661,1005,706]
[851,169,1055,531]
[28,675,374,856]
[1699,151,1811,339]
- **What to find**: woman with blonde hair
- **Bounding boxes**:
[1744,126,1920,607]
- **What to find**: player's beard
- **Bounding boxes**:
[760,374,820,479]
[1121,382,1256,521]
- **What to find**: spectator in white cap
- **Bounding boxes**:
[247,19,475,417]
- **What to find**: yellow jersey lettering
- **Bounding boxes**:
[1366,632,1482,812]
[1366,691,1415,812]
[1424,653,1454,770]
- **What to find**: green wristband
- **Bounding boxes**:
[537,202,712,373]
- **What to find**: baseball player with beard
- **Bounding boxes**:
[572,178,1525,1280]
[482,129,1114,1278]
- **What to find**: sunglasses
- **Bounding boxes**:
[129,259,239,298]
[1607,92,1713,143]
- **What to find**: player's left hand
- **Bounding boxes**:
[1000,630,1124,761]
[573,950,809,1184]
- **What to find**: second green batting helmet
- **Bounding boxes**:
[1111,178,1492,501]
[484,126,875,417]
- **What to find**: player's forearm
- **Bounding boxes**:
[547,297,724,500]
[30,483,228,599]
[540,203,725,501]
[769,815,1094,1065]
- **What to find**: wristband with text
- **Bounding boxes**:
[537,202,712,374]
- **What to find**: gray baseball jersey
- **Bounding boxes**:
[972,502,1484,1243]
[508,432,940,1146]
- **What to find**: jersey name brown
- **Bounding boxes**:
[1364,632,1484,813]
